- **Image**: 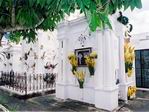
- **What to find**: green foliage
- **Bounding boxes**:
[9,32,21,44]
[9,30,37,43]
[125,62,133,73]
[0,0,142,43]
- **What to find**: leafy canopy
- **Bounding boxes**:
[0,0,142,44]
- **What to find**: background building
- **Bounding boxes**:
[131,32,149,89]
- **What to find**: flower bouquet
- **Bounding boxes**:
[68,53,78,75]
[74,71,85,89]
[128,86,136,99]
[124,42,135,77]
[85,51,97,76]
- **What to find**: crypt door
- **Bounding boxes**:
[135,50,149,88]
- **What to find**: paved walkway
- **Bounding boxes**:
[0,90,149,111]
[0,89,105,111]
[119,90,149,112]
[126,90,149,111]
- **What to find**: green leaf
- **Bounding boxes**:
[82,0,90,9]
[89,0,96,12]
[76,0,85,11]
[0,0,143,43]
[89,11,102,31]
[134,0,142,9]
[36,0,46,8]
[46,0,53,5]
[123,0,130,10]
[130,3,135,11]
[29,0,36,7]
[9,32,21,44]
[0,0,3,6]
[98,12,112,29]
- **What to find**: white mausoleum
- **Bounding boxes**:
[56,14,136,111]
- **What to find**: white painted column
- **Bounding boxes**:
[114,19,128,101]
[118,34,128,101]
[95,29,118,111]
[109,12,129,101]
[103,29,117,88]
[61,38,68,84]
[56,40,63,83]
[94,30,104,89]
[56,22,69,100]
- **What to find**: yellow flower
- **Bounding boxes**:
[124,43,135,63]
[127,69,133,77]
[90,51,97,58]
[68,53,78,67]
[68,53,76,60]
[90,58,95,67]
[128,87,132,97]
[74,71,85,82]
[132,86,137,94]
[128,86,136,97]
[85,56,90,66]
[84,51,97,67]
[129,46,135,54]
[124,42,135,76]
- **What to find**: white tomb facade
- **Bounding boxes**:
[56,14,136,111]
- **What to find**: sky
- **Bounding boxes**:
[66,0,149,35]
[124,0,149,34]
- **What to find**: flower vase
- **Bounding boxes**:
[88,66,95,76]
[128,96,131,100]
[78,80,84,89]
[72,66,77,75]
[127,69,133,77]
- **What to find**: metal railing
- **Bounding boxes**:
[0,71,56,96]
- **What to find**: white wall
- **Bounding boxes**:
[131,32,149,50]
[0,30,58,80]
[56,16,123,111]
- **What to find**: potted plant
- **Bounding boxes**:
[124,41,135,77]
[74,71,85,89]
[68,53,78,75]
[85,51,97,76]
[128,86,136,100]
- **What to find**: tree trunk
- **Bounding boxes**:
[11,0,15,27]
[0,33,2,46]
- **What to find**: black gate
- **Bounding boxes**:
[0,71,56,98]
[135,50,149,88]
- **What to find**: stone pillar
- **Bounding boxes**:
[109,12,130,101]
[56,22,69,100]
[95,29,118,111]
[114,19,128,102]
[118,34,128,101]
[94,30,104,89]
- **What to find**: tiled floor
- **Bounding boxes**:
[1,90,149,111]
[0,89,106,111]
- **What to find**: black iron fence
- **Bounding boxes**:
[0,71,56,96]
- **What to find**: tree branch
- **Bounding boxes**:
[0,33,2,46]
[97,0,111,11]
[0,26,31,33]
[11,0,15,27]
[0,19,44,33]
[0,12,11,17]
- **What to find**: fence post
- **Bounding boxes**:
[25,72,27,95]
